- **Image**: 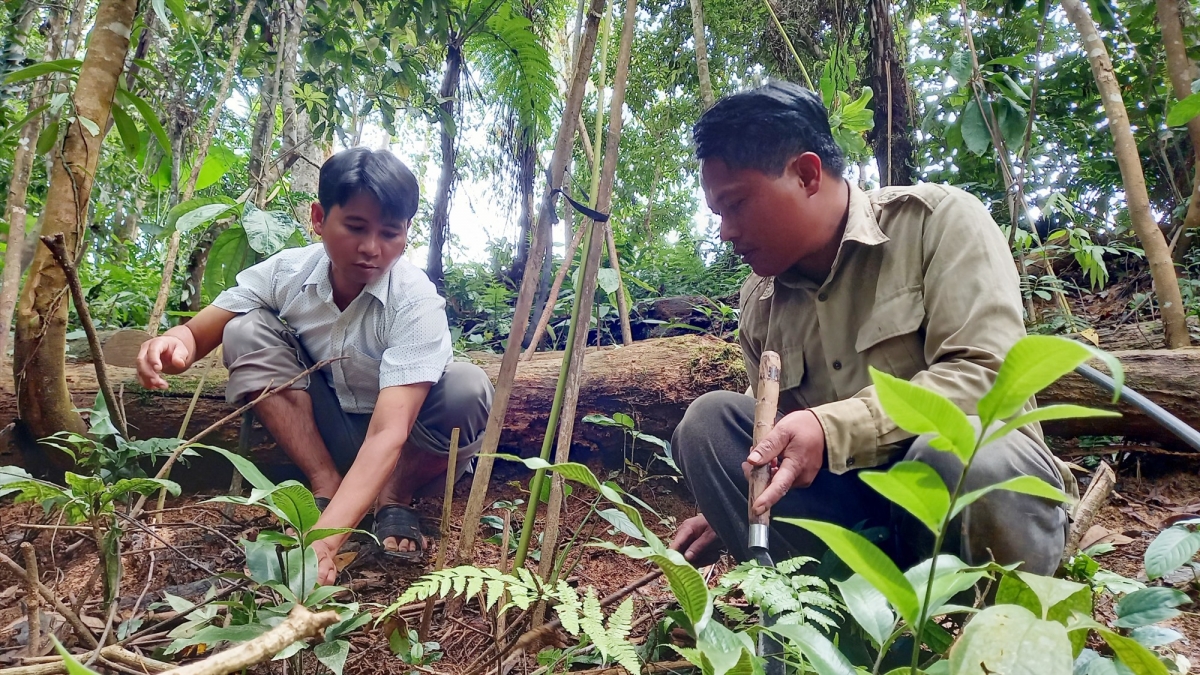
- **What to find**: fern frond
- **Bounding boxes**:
[556,580,582,636]
[599,597,641,675]
[776,556,819,574]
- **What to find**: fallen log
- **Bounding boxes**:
[1,338,1197,484]
[0,335,749,485]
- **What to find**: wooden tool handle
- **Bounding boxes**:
[749,352,781,533]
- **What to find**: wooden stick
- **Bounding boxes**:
[603,222,633,346]
[0,552,98,649]
[749,352,782,534]
[419,428,460,641]
[20,543,41,657]
[453,0,610,568]
[1063,461,1117,562]
[564,660,697,675]
[99,646,173,673]
[161,606,338,675]
[130,357,340,519]
[39,233,128,439]
[522,223,587,360]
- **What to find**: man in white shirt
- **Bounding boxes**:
[136,148,493,584]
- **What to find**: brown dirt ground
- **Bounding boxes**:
[2,445,1198,673]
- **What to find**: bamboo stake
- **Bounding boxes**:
[522,223,587,360]
[419,428,460,641]
[453,0,610,568]
[603,222,633,345]
[529,0,640,575]
[39,234,128,439]
[20,543,41,657]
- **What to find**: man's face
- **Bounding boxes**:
[312,191,409,289]
[700,155,831,278]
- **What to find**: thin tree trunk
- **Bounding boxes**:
[867,0,914,186]
[1157,0,1200,263]
[509,130,538,284]
[454,0,608,567]
[13,0,139,454]
[689,0,714,108]
[146,0,258,334]
[0,4,60,367]
[1062,0,1191,348]
[425,42,463,290]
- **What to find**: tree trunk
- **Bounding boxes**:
[866,0,914,186]
[425,42,464,291]
[1157,0,1200,263]
[13,0,138,458]
[1062,0,1191,348]
[509,131,538,285]
[689,0,715,109]
[0,3,61,368]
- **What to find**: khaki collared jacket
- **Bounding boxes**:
[738,182,1074,496]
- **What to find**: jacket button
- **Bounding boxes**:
[846,457,856,467]
[817,292,828,302]
[832,360,842,370]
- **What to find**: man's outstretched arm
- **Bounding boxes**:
[137,305,237,389]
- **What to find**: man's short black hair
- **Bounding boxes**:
[318,147,420,223]
[693,81,846,177]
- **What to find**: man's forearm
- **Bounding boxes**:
[312,430,406,549]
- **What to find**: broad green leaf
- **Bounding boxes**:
[0,466,34,498]
[117,89,171,159]
[695,620,756,675]
[0,104,49,146]
[614,545,712,630]
[312,634,350,672]
[951,476,1071,519]
[1113,587,1188,629]
[304,585,347,607]
[271,640,308,661]
[284,544,319,600]
[996,96,1028,150]
[195,145,237,191]
[961,99,991,156]
[979,336,1122,426]
[949,604,1072,674]
[166,196,238,235]
[833,573,894,647]
[109,103,141,158]
[75,116,99,137]
[202,226,255,298]
[165,623,270,654]
[243,537,285,584]
[860,461,950,534]
[1144,525,1200,579]
[1097,628,1169,675]
[36,122,58,155]
[269,483,321,534]
[904,555,986,619]
[949,52,973,85]
[870,368,977,461]
[205,445,275,490]
[770,623,856,675]
[324,611,372,642]
[996,571,1087,621]
[613,412,635,428]
[1128,626,1183,649]
[1049,587,1094,655]
[983,405,1120,448]
[597,508,645,541]
[781,518,919,626]
[596,267,621,295]
[1166,92,1200,127]
[3,59,81,84]
[242,204,300,255]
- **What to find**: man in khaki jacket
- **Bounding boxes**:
[668,81,1072,575]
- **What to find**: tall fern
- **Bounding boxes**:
[714,557,843,632]
[468,0,555,143]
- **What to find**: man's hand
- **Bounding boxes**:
[311,537,339,586]
[136,335,191,389]
[669,514,723,566]
[744,409,826,516]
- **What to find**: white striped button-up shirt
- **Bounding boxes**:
[212,244,453,413]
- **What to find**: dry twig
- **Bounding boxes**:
[0,552,98,649]
[161,605,338,675]
[1063,461,1118,561]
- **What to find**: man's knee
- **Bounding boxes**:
[222,308,290,364]
[904,431,1061,492]
[673,390,752,475]
[421,362,493,443]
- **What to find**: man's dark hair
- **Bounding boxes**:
[693,81,846,177]
[318,147,420,223]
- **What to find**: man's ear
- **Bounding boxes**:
[311,202,326,236]
[788,152,824,196]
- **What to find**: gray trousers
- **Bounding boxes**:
[222,309,494,495]
[674,391,1069,574]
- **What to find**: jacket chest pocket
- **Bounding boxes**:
[855,287,926,380]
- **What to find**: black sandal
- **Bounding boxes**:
[373,504,426,562]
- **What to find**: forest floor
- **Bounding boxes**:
[1,440,1198,673]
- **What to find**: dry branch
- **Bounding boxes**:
[40,233,128,438]
[0,551,98,649]
[20,543,42,657]
[162,606,338,675]
[1063,462,1117,562]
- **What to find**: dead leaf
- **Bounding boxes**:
[1080,328,1100,346]
[0,585,19,601]
[334,551,357,572]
